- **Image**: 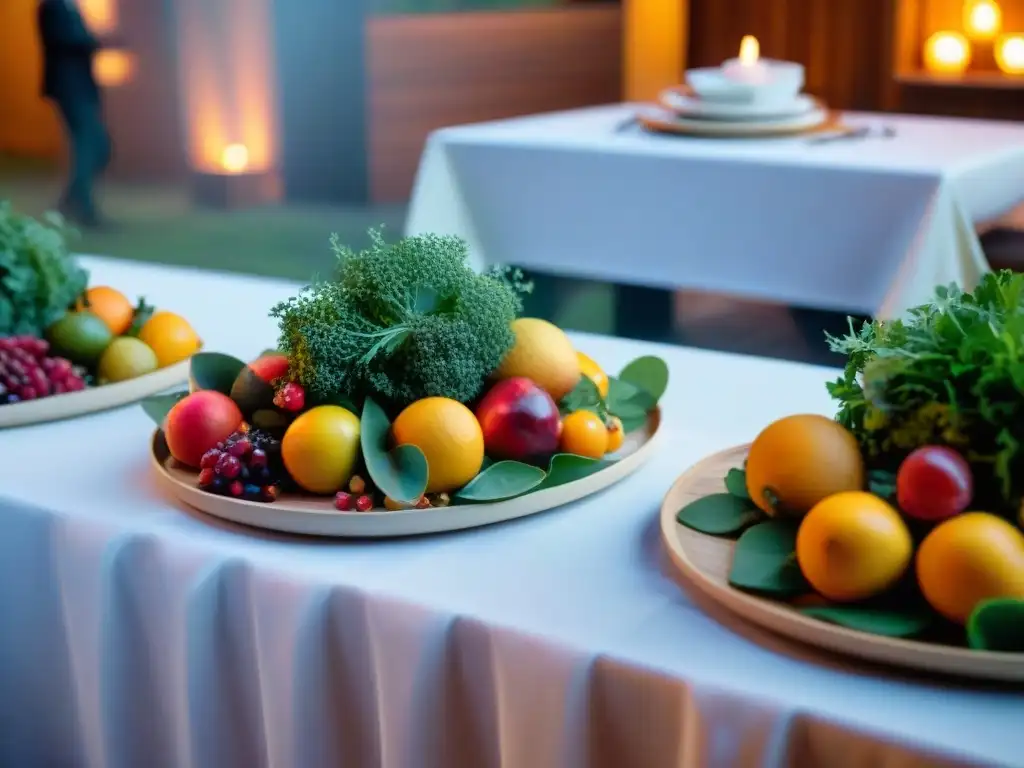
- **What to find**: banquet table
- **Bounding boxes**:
[406,104,1024,320]
[1,257,1021,768]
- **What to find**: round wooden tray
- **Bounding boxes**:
[153,408,663,537]
[0,359,191,429]
[660,444,1024,682]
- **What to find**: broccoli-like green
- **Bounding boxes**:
[271,229,531,410]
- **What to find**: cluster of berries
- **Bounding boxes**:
[333,474,379,512]
[197,428,284,502]
[0,336,87,405]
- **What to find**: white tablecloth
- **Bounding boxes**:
[1,258,1020,768]
[406,104,1024,319]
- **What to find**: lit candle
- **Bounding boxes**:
[93,49,134,87]
[963,0,1002,41]
[723,35,771,85]
[995,34,1024,75]
[220,144,249,174]
[923,31,971,75]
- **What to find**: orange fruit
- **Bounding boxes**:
[916,512,1024,625]
[577,351,609,398]
[494,318,580,402]
[78,286,134,336]
[796,491,913,602]
[138,311,201,368]
[392,397,484,493]
[605,415,625,453]
[560,410,609,459]
[745,414,864,517]
[282,405,361,494]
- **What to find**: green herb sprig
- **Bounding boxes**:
[826,270,1024,513]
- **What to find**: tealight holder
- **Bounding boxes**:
[685,61,805,106]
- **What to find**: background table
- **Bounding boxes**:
[1,258,1020,768]
[406,104,1024,319]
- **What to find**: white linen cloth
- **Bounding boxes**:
[406,104,1024,319]
[0,258,1020,768]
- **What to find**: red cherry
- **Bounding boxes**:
[896,446,973,521]
[334,491,353,511]
[355,495,373,512]
[229,480,244,497]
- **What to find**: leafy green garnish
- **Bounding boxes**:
[0,203,88,337]
[360,396,428,504]
[271,229,532,410]
[826,271,1024,512]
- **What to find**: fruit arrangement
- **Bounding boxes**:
[0,204,201,411]
[143,230,667,515]
[677,272,1024,654]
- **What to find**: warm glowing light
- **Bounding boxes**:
[93,50,133,87]
[995,34,1024,75]
[738,35,760,66]
[220,144,250,173]
[963,0,1002,41]
[78,0,117,35]
[923,31,971,75]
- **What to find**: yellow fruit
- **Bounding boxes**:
[576,351,609,398]
[495,318,580,401]
[97,337,158,383]
[138,311,201,368]
[916,512,1024,625]
[745,414,864,516]
[605,415,625,453]
[560,410,609,458]
[281,406,361,495]
[796,492,913,602]
[77,286,134,336]
[392,397,484,493]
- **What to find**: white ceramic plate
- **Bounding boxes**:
[152,409,664,538]
[659,87,820,122]
[0,358,191,429]
[638,106,832,138]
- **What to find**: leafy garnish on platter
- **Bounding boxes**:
[360,397,428,504]
[677,493,761,536]
[561,354,667,434]
[728,520,809,597]
[967,598,1024,652]
[724,467,750,500]
[188,352,246,396]
[618,355,669,403]
[799,605,932,638]
[141,391,187,426]
[454,452,611,503]
[826,270,1024,511]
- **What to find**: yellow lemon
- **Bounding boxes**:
[494,318,580,402]
[745,414,864,516]
[97,337,158,383]
[392,397,484,493]
[796,491,913,602]
[281,405,361,495]
[916,512,1024,625]
[138,311,201,368]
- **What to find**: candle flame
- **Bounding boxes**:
[739,35,760,66]
[964,0,1001,40]
[220,144,249,174]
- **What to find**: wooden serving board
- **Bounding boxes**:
[0,358,191,429]
[152,408,663,538]
[660,445,1024,682]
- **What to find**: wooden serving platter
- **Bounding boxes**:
[660,445,1024,682]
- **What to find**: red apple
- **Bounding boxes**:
[476,377,560,463]
[165,390,243,468]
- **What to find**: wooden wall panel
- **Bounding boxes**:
[366,6,623,203]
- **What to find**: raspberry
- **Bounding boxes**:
[200,449,222,469]
[228,439,252,458]
[273,381,305,412]
[334,492,353,511]
[215,453,242,479]
[198,468,216,488]
[355,495,373,512]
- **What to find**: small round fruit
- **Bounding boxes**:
[46,311,114,366]
[393,397,485,494]
[896,446,972,522]
[577,351,608,398]
[97,337,158,383]
[796,491,913,602]
[281,405,361,495]
[605,416,624,453]
[138,311,201,368]
[916,512,1024,625]
[77,286,134,335]
[560,410,609,459]
[745,414,864,517]
[334,491,353,511]
[355,495,374,512]
[164,390,243,468]
[494,318,581,401]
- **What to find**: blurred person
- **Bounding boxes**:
[37,0,113,227]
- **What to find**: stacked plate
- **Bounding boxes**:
[639,76,833,138]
